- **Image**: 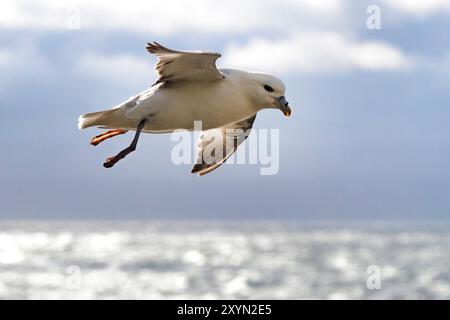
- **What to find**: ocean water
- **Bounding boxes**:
[0,221,449,300]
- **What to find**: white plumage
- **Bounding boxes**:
[78,42,291,175]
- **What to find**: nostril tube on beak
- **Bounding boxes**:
[276,96,291,117]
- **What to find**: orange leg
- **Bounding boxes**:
[90,129,128,146]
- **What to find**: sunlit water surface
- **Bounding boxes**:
[0,221,449,299]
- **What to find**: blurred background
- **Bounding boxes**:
[0,0,449,299]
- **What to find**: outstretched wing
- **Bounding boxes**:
[146,42,225,85]
[192,115,257,176]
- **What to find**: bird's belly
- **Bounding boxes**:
[148,104,245,132]
[132,85,254,132]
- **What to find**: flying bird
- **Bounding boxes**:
[78,42,291,175]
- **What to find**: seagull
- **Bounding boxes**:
[78,42,291,175]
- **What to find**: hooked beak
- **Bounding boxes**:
[275,96,291,117]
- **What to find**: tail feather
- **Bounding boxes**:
[78,109,119,130]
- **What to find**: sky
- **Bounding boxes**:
[0,0,449,220]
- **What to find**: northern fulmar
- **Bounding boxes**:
[78,42,291,175]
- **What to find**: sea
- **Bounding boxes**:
[0,221,449,299]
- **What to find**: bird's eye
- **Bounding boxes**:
[264,85,274,92]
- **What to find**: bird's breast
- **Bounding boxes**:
[145,82,254,131]
[126,79,255,132]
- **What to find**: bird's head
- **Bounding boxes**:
[248,73,291,117]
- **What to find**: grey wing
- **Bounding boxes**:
[146,42,225,85]
[191,114,257,176]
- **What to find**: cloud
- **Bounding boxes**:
[0,0,343,33]
[221,32,412,74]
[382,0,450,16]
[0,43,54,84]
[76,53,152,86]
[0,49,11,65]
